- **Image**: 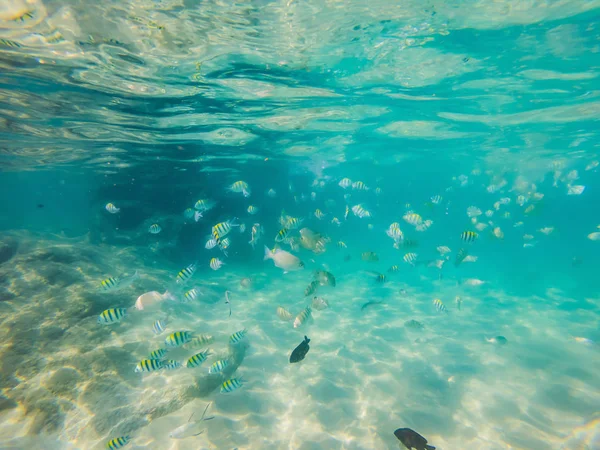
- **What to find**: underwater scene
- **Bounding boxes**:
[1,1,600,449]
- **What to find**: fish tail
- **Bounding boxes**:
[263,245,272,260]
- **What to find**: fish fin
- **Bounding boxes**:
[200,402,211,421]
[192,431,204,436]
[426,446,436,450]
[263,245,272,260]
[283,271,288,275]
[188,412,195,423]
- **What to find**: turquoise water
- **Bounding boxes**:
[1,1,600,449]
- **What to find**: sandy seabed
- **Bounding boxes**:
[0,231,599,450]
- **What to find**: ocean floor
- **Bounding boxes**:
[0,232,599,450]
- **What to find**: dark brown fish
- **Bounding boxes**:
[394,428,435,450]
[290,336,310,363]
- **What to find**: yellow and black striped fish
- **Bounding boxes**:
[134,359,163,373]
[106,436,130,449]
[182,335,214,349]
[220,377,244,393]
[186,350,210,368]
[97,308,127,325]
[375,273,386,283]
[100,276,119,291]
[149,348,167,359]
[165,331,193,347]
[176,263,196,284]
[275,228,289,242]
[208,359,230,374]
[460,231,478,242]
[212,219,237,241]
[229,329,247,344]
[183,288,199,302]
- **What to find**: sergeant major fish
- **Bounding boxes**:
[100,271,139,292]
[97,308,127,325]
[294,306,312,328]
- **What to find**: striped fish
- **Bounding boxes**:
[163,360,182,370]
[220,377,244,393]
[304,280,318,297]
[460,231,478,242]
[152,318,168,335]
[97,308,127,325]
[403,212,422,226]
[276,306,293,321]
[218,237,230,254]
[100,276,120,291]
[165,331,193,347]
[433,299,448,313]
[403,252,418,265]
[208,359,230,374]
[148,223,162,234]
[352,181,368,191]
[293,306,312,329]
[205,238,218,249]
[275,228,289,242]
[149,348,167,360]
[285,217,302,229]
[105,202,120,214]
[212,219,237,241]
[209,258,224,271]
[183,288,199,302]
[186,350,211,368]
[182,335,214,349]
[176,263,196,284]
[229,181,250,197]
[229,329,247,344]
[106,436,130,449]
[134,359,163,373]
